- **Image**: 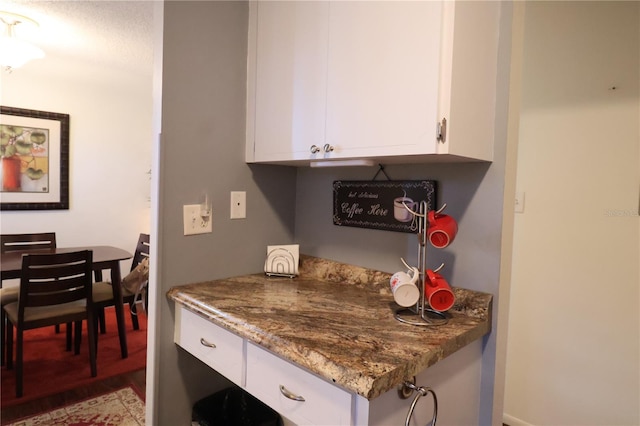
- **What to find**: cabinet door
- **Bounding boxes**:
[325,1,443,159]
[250,1,329,162]
[437,0,500,161]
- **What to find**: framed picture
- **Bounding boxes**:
[0,106,69,210]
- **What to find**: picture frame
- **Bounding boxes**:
[0,106,69,210]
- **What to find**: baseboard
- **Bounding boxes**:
[503,413,534,426]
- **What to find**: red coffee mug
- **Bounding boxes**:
[427,210,458,249]
[425,269,455,312]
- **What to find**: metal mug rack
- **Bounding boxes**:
[393,200,448,327]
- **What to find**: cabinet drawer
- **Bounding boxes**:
[246,342,352,425]
[174,307,244,386]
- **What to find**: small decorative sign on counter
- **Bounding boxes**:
[333,180,437,233]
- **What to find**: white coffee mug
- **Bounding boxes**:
[393,197,417,222]
[389,267,420,307]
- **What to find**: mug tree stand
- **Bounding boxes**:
[394,200,448,327]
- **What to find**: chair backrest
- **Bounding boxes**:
[1,233,57,253]
[131,233,150,272]
[19,250,93,319]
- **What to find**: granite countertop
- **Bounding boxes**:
[167,255,492,400]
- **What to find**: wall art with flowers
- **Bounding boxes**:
[0,106,69,210]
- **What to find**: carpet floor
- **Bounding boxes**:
[3,385,145,426]
[1,305,147,408]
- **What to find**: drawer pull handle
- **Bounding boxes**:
[200,338,216,348]
[279,385,305,402]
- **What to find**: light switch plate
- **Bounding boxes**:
[230,191,246,219]
[183,204,212,235]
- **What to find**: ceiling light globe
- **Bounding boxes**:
[0,36,44,69]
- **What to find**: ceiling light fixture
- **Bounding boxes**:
[0,11,45,72]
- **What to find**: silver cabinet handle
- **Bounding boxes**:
[200,337,216,348]
[279,385,305,402]
[323,143,334,153]
[310,145,320,154]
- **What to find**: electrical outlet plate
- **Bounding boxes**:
[230,191,246,219]
[183,204,212,235]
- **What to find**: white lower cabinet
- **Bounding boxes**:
[359,340,483,426]
[246,342,352,426]
[173,307,244,386]
[174,306,483,425]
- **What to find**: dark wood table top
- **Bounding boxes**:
[1,246,132,280]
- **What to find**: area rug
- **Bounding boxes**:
[1,306,147,408]
[4,386,145,426]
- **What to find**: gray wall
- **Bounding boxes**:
[153,2,296,424]
[152,1,516,425]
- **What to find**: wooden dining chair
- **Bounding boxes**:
[1,232,57,253]
[1,232,58,366]
[94,233,150,333]
[3,250,98,397]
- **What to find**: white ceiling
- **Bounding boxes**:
[1,0,153,76]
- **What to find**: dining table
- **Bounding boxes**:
[1,245,133,359]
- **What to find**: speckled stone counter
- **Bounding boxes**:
[167,255,492,400]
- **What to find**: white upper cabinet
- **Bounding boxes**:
[247,2,329,163]
[246,1,501,165]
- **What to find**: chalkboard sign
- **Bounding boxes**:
[333,180,437,233]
